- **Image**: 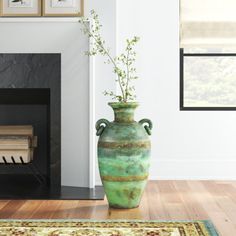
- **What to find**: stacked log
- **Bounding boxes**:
[0,126,37,164]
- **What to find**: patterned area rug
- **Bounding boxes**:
[0,220,219,236]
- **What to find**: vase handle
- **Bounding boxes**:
[96,119,110,136]
[139,119,153,136]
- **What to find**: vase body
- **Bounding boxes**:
[96,102,152,209]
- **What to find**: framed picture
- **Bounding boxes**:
[0,0,41,16]
[42,0,84,17]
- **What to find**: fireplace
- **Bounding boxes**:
[0,54,103,199]
[0,54,60,198]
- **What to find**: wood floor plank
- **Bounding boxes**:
[0,200,25,219]
[174,181,209,220]
[30,201,62,219]
[52,200,81,219]
[146,180,168,220]
[12,200,43,219]
[189,181,235,236]
[0,181,235,235]
[0,201,9,211]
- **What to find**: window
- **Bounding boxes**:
[180,49,236,110]
[180,0,236,110]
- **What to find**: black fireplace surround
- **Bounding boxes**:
[0,54,103,200]
[0,54,60,198]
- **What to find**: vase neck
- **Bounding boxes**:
[114,108,135,123]
[109,102,138,123]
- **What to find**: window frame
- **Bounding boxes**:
[180,48,236,111]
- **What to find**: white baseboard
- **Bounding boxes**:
[149,159,236,180]
[95,159,236,185]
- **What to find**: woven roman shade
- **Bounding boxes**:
[180,0,236,47]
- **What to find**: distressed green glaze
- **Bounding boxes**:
[96,102,152,209]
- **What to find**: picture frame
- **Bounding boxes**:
[42,0,84,17]
[0,0,41,16]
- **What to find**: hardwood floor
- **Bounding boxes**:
[0,181,235,235]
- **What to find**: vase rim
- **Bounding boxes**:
[108,102,139,108]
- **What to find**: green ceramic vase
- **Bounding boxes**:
[96,102,152,209]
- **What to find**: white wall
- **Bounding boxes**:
[104,0,236,181]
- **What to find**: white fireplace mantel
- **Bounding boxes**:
[0,18,95,188]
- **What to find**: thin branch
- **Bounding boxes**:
[82,21,125,101]
[79,11,139,103]
[125,44,130,102]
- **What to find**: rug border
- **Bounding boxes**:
[0,219,220,236]
[203,220,220,236]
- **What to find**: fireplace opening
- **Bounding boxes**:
[0,89,51,197]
